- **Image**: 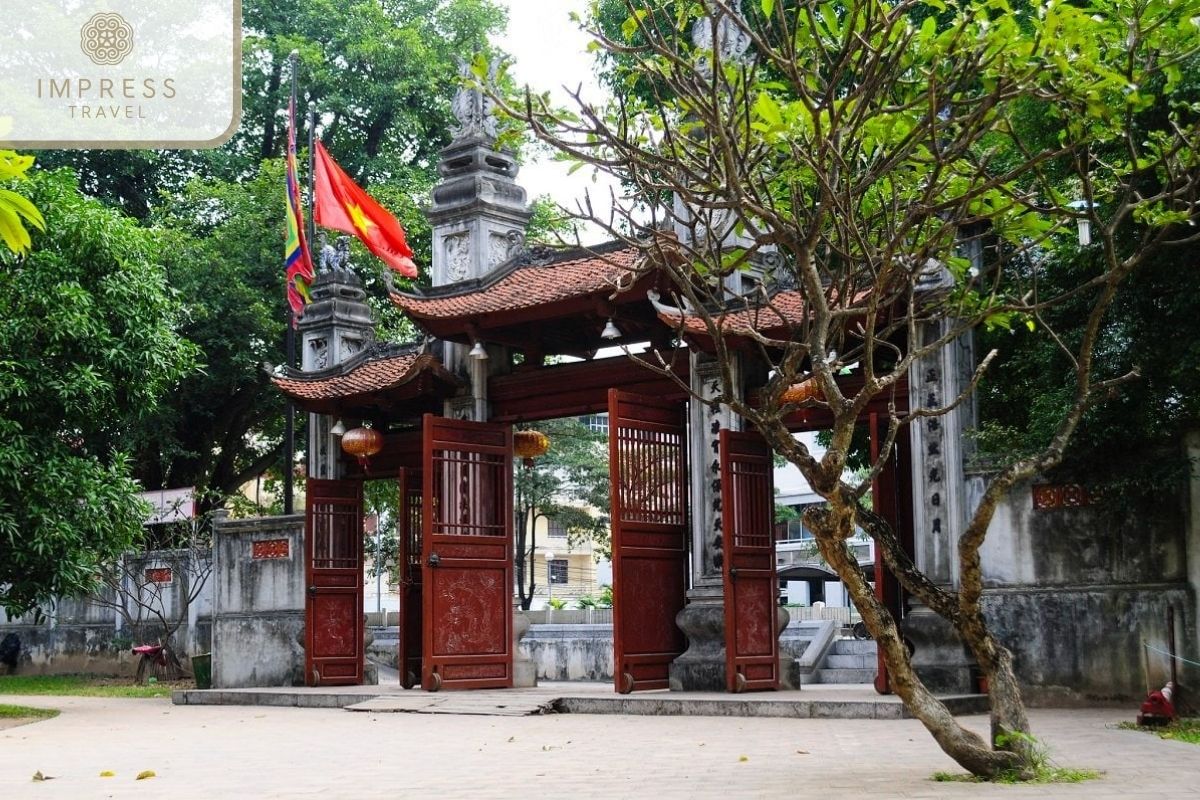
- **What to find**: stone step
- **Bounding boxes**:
[830,639,877,655]
[825,653,874,669]
[813,667,877,684]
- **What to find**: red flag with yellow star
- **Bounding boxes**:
[313,141,418,277]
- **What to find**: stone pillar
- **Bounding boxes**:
[424,65,532,291]
[296,268,376,480]
[902,318,977,693]
[425,72,535,672]
[1187,431,1200,685]
[668,353,737,691]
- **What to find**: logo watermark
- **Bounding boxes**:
[1,2,242,148]
[80,13,135,67]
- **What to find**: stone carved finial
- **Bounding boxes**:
[692,1,752,77]
[451,57,501,142]
[316,232,354,273]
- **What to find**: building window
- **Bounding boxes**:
[579,413,609,434]
[785,518,813,541]
[548,559,568,585]
[546,517,567,538]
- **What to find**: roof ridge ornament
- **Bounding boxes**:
[450,56,501,143]
[315,231,353,274]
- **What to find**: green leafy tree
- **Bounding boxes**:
[0,151,45,256]
[36,0,508,218]
[975,64,1200,507]
[504,0,1200,780]
[514,418,611,610]
[92,0,507,506]
[0,170,196,615]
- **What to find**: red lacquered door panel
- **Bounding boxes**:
[421,415,513,691]
[305,479,364,686]
[608,390,689,693]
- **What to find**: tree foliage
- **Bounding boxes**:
[48,0,507,507]
[35,0,508,218]
[0,170,196,615]
[0,151,45,256]
[975,61,1200,505]
[503,0,1200,779]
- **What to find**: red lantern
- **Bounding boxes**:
[513,430,550,468]
[341,426,383,467]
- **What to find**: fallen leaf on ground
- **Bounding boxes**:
[136,770,156,780]
[100,770,116,777]
[796,750,809,755]
[32,771,54,781]
[738,755,749,762]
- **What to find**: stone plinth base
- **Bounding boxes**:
[902,606,974,694]
[669,604,726,692]
[512,608,537,688]
[669,604,800,692]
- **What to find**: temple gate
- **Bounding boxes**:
[272,48,913,695]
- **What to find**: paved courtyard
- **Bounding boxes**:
[0,696,1195,799]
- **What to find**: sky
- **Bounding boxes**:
[494,0,620,244]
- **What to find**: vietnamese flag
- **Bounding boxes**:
[313,141,418,277]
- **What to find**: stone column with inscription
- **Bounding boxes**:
[902,318,977,693]
[668,352,797,691]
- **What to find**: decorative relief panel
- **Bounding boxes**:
[488,232,510,269]
[444,232,471,282]
[340,335,363,360]
[145,568,173,584]
[252,539,291,560]
[1032,484,1092,510]
[309,336,329,371]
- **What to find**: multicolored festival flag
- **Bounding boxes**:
[284,95,314,317]
[313,141,418,277]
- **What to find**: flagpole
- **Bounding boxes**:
[307,103,316,255]
[283,49,301,518]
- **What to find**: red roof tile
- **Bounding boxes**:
[391,247,640,320]
[657,290,809,336]
[273,352,455,401]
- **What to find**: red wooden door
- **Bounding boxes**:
[720,430,780,692]
[397,467,423,689]
[421,415,513,691]
[305,479,364,686]
[608,389,689,693]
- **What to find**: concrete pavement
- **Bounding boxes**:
[0,695,1195,799]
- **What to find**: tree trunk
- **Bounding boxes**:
[808,506,1026,779]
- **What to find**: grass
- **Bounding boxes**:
[932,766,1101,784]
[0,704,59,720]
[0,675,175,698]
[931,731,1102,784]
[1119,718,1200,745]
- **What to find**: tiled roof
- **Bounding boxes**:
[657,290,808,336]
[272,352,454,401]
[391,245,640,320]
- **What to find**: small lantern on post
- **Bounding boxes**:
[513,430,550,468]
[341,424,383,468]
